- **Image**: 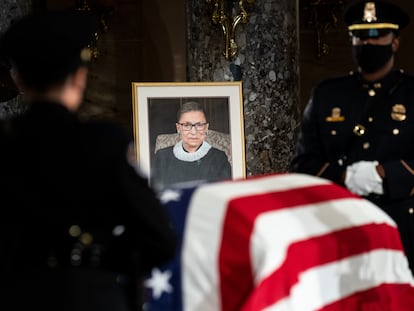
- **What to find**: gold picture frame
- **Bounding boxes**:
[131,81,246,187]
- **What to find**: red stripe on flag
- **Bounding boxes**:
[318,283,414,311]
[240,223,403,310]
[218,183,359,311]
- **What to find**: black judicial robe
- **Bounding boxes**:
[152,145,232,191]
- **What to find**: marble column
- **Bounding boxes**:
[187,0,300,176]
[0,0,31,119]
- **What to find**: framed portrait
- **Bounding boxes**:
[131,81,245,189]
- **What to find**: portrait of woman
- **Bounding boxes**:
[151,101,231,191]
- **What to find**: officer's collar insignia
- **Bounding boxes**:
[326,107,345,122]
[391,104,406,121]
[363,2,377,23]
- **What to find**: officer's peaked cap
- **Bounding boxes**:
[344,0,409,38]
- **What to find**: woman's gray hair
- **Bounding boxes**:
[177,101,206,121]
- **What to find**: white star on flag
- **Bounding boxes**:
[144,268,173,299]
[159,189,182,204]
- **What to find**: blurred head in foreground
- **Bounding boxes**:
[0,9,97,110]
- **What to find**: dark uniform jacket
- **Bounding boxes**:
[291,68,414,272]
[0,101,176,310]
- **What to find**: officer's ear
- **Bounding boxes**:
[71,66,88,91]
[392,35,400,53]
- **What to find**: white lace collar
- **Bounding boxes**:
[173,140,212,162]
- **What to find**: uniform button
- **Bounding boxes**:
[393,128,399,135]
[368,89,376,96]
[80,232,94,245]
[409,208,414,214]
[331,130,337,135]
[69,225,82,237]
[363,142,370,149]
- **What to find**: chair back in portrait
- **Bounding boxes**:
[154,130,232,162]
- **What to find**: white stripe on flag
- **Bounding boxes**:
[263,250,414,311]
[250,197,396,283]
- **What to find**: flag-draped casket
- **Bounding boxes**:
[144,173,414,310]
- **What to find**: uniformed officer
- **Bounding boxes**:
[0,9,176,311]
[290,0,414,273]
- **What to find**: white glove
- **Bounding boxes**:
[345,161,384,196]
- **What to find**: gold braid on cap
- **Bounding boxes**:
[348,23,399,31]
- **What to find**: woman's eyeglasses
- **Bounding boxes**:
[177,122,208,131]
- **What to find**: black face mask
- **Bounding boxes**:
[352,44,393,73]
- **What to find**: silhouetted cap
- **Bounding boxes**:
[344,0,410,38]
[0,9,97,90]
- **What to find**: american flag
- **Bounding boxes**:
[144,173,414,310]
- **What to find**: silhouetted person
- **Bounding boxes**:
[0,9,176,311]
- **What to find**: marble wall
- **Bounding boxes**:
[0,0,31,34]
[0,0,31,118]
[187,0,300,176]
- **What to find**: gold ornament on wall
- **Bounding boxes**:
[206,0,255,61]
[302,0,347,58]
[76,0,114,62]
